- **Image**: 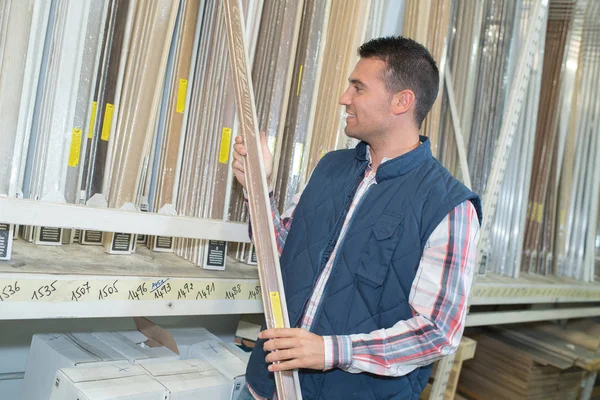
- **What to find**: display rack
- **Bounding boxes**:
[2,231,598,322]
[0,197,249,243]
[0,240,261,319]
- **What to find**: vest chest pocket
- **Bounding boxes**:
[355,213,404,287]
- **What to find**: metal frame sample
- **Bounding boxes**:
[476,0,549,275]
[223,0,303,398]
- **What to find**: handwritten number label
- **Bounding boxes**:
[31,280,58,301]
[177,282,195,299]
[153,282,172,299]
[248,284,261,300]
[128,282,148,301]
[71,282,91,302]
[195,282,216,300]
[98,280,119,300]
[0,281,20,301]
[225,284,242,300]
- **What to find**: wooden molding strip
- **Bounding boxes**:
[223,0,303,398]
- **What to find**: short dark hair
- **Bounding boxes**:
[358,36,439,128]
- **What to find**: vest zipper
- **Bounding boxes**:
[308,180,375,332]
[293,161,369,329]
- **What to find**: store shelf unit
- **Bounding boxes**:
[0,241,262,319]
[1,198,598,323]
[470,273,600,305]
[466,272,600,327]
[0,197,250,243]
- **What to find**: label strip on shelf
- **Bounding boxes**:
[0,277,261,303]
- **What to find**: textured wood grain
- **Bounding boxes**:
[223,0,302,397]
[82,0,132,200]
[102,0,179,253]
[522,12,571,275]
[458,332,586,400]
[154,0,201,211]
[275,0,333,211]
[106,0,179,209]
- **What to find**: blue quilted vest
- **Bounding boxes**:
[246,137,482,400]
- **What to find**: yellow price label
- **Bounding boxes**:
[296,64,303,96]
[270,292,285,328]
[87,101,98,138]
[530,203,538,222]
[68,129,83,167]
[219,127,232,164]
[176,79,188,113]
[536,204,544,223]
[101,103,115,141]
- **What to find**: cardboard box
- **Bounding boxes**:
[235,314,263,350]
[92,331,179,363]
[50,363,167,400]
[167,327,220,358]
[189,339,248,399]
[89,317,180,364]
[22,333,128,400]
[161,326,249,399]
[139,359,231,400]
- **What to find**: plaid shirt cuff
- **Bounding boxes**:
[323,335,353,370]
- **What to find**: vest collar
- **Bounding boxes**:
[355,136,432,181]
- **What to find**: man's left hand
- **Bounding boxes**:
[260,328,325,372]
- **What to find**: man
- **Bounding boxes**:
[232,36,482,400]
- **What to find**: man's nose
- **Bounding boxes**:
[339,87,351,106]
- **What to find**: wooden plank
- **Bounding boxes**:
[102,0,180,253]
[444,338,477,400]
[422,337,477,400]
[456,331,592,400]
[223,0,302,398]
[532,322,600,352]
[430,352,457,400]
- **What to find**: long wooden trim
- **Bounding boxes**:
[223,0,303,398]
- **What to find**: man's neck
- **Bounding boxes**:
[368,135,421,171]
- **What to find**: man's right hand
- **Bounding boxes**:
[232,131,273,188]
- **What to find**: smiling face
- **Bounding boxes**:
[339,57,397,143]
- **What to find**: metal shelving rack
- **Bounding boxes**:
[0,0,596,369]
[1,196,598,323]
[0,196,263,319]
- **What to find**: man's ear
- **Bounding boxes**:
[391,89,415,115]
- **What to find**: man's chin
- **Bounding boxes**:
[344,128,360,140]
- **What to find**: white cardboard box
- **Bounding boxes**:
[92,331,179,363]
[167,327,220,358]
[139,359,231,400]
[189,339,248,400]
[22,333,128,400]
[161,327,249,400]
[50,363,168,400]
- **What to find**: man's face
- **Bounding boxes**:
[339,57,395,142]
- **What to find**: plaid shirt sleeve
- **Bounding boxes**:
[322,200,480,376]
[246,192,296,257]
